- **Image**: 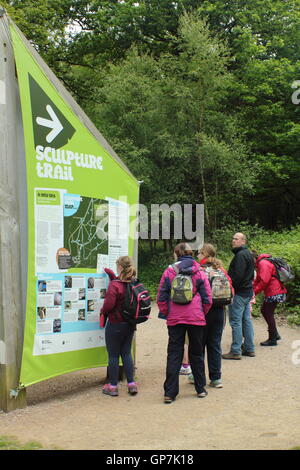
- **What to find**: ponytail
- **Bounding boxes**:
[199,243,223,269]
[116,256,136,281]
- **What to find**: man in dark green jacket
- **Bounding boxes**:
[222,233,255,359]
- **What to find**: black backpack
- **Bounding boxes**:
[121,279,151,326]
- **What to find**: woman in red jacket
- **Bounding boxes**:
[253,253,287,346]
[197,243,234,388]
[100,256,138,397]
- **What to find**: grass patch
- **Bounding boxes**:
[0,435,43,450]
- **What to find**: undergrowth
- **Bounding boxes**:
[138,225,300,326]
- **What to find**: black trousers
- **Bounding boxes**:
[204,306,225,381]
[164,324,206,398]
[261,301,278,337]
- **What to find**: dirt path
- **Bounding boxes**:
[1,304,300,450]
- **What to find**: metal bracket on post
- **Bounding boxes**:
[9,389,19,399]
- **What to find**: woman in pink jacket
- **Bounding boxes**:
[157,243,212,403]
[253,253,287,346]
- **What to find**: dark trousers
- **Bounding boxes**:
[164,324,206,398]
[261,301,277,337]
[105,322,135,386]
[204,306,225,381]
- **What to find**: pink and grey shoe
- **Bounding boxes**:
[127,382,138,395]
[102,383,119,396]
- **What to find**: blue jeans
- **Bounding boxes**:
[229,294,254,355]
[105,322,135,386]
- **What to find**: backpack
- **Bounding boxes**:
[170,264,194,304]
[259,256,295,284]
[202,265,232,306]
[121,279,151,325]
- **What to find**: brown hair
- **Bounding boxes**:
[174,242,193,259]
[116,256,136,281]
[250,250,259,266]
[198,243,223,269]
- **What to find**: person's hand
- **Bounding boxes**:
[158,312,167,320]
[104,268,117,280]
[100,312,107,328]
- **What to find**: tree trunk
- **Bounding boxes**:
[197,103,210,230]
[198,151,210,229]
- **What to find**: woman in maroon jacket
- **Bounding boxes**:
[100,256,138,397]
[253,253,287,346]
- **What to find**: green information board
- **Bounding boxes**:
[10,23,139,388]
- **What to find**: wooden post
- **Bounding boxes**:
[0,11,27,412]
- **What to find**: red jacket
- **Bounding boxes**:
[253,254,287,297]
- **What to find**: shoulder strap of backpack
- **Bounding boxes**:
[171,263,180,274]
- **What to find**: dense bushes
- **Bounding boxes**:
[138,225,300,325]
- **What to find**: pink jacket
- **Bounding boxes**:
[157,256,212,326]
[253,254,287,297]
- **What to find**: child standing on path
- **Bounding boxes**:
[197,244,233,387]
[100,256,138,397]
[157,243,212,403]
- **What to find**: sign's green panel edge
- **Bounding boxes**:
[9,21,139,388]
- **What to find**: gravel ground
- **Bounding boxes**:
[1,304,300,450]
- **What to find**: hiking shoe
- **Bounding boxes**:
[188,374,194,384]
[242,350,256,357]
[102,384,119,396]
[164,396,176,404]
[209,379,223,388]
[127,382,138,395]
[197,389,208,398]
[260,339,277,346]
[179,365,192,375]
[222,352,241,360]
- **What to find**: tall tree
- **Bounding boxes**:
[89,13,256,232]
[197,0,300,228]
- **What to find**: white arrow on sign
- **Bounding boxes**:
[36,104,64,143]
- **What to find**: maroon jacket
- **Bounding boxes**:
[100,280,127,323]
[100,268,131,324]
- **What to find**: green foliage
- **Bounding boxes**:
[212,223,300,325]
[286,310,300,326]
[4,0,300,228]
[248,225,300,320]
[197,0,300,228]
[85,13,256,234]
[0,435,43,450]
[138,244,173,299]
[139,225,300,326]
